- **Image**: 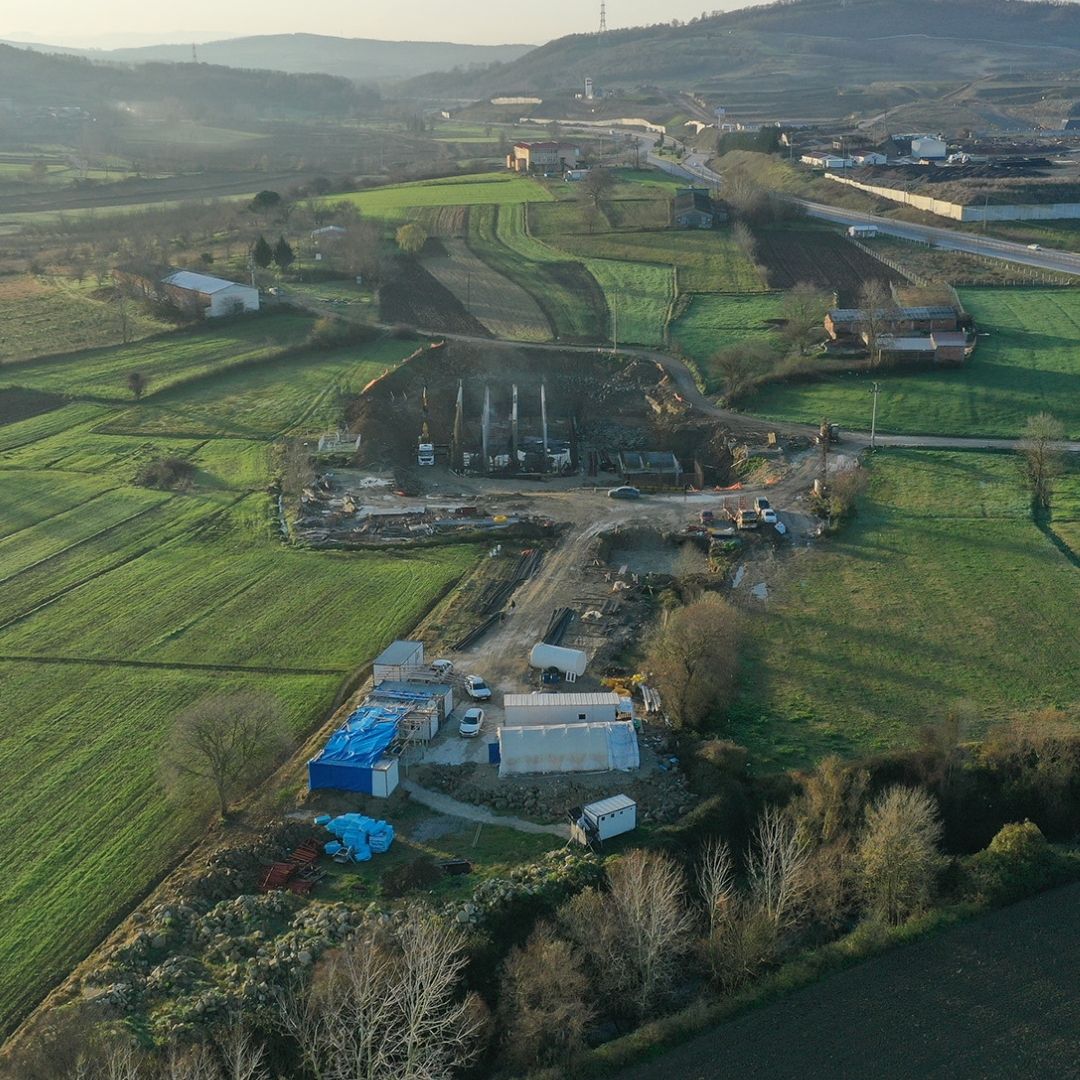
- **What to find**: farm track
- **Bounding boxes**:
[0,654,345,676]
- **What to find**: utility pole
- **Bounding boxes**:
[466,271,471,311]
[869,381,881,450]
[611,291,619,354]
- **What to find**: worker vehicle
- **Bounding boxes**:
[465,675,492,701]
[431,659,454,678]
[458,708,485,738]
[1028,243,1042,251]
[760,507,778,525]
[607,485,641,500]
[734,507,760,530]
[417,442,435,466]
[752,497,771,514]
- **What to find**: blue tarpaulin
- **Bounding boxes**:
[308,702,410,793]
[324,814,396,861]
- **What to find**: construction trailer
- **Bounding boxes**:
[373,640,425,682]
[504,692,628,726]
[570,794,637,845]
[497,721,640,777]
[367,681,453,741]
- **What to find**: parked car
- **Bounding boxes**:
[608,486,641,500]
[431,659,454,678]
[458,708,485,738]
[465,675,492,701]
[1028,243,1042,251]
[760,508,778,525]
[752,497,771,514]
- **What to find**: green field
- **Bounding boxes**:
[553,229,766,293]
[0,276,170,362]
[328,172,554,220]
[2,314,314,401]
[466,205,607,341]
[671,293,787,388]
[745,289,1080,437]
[0,328,476,1037]
[733,451,1080,768]
[585,258,674,347]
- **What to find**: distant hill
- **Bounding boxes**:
[406,0,1080,107]
[0,44,372,117]
[3,33,536,83]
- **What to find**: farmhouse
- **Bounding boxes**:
[825,305,959,339]
[673,188,721,228]
[874,331,969,366]
[800,151,854,169]
[506,141,580,173]
[164,271,258,318]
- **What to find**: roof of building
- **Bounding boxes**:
[829,305,957,321]
[373,640,423,666]
[311,225,347,236]
[674,188,713,215]
[368,681,451,704]
[309,701,409,770]
[161,270,251,295]
[878,335,936,352]
[515,140,558,150]
[504,692,622,708]
[585,794,637,816]
[931,332,968,346]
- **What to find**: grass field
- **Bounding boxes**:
[745,288,1080,437]
[466,205,607,341]
[553,229,766,293]
[2,313,314,402]
[328,172,554,220]
[0,326,477,1038]
[0,276,170,361]
[671,293,786,372]
[585,258,674,347]
[732,451,1080,769]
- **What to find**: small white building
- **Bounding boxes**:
[571,794,637,844]
[911,134,947,159]
[160,270,259,318]
[800,152,854,169]
[504,692,627,727]
[373,640,425,682]
[852,151,888,166]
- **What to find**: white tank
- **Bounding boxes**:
[529,643,587,677]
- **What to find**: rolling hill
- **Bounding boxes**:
[406,0,1080,114]
[2,33,535,83]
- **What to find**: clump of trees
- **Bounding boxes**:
[645,595,744,731]
[133,455,195,491]
[395,222,429,255]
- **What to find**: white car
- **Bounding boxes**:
[760,508,778,525]
[458,708,485,738]
[465,675,492,701]
[431,659,454,678]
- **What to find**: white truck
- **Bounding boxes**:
[417,442,435,466]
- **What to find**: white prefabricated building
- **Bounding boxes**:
[571,794,637,844]
[504,692,626,726]
[497,721,640,777]
[373,640,425,682]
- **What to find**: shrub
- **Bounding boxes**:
[381,856,443,898]
[308,315,378,349]
[962,821,1071,905]
[134,456,195,491]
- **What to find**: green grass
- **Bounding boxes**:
[0,276,170,361]
[553,230,766,293]
[466,205,607,342]
[0,324,480,1038]
[1,314,314,401]
[98,338,419,439]
[733,451,1080,769]
[671,293,786,389]
[744,288,1080,437]
[584,259,674,347]
[327,172,553,220]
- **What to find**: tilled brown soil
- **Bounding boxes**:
[619,883,1080,1080]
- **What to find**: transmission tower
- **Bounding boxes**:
[599,1,607,33]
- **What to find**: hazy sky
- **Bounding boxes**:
[5,0,729,48]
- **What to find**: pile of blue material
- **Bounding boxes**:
[321,813,396,863]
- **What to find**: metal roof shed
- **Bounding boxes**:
[373,640,425,681]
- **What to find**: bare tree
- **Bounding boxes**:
[498,922,593,1074]
[781,281,830,355]
[114,288,132,345]
[857,786,945,924]
[747,805,811,929]
[165,692,291,819]
[731,221,757,260]
[795,755,869,847]
[582,167,615,208]
[215,1025,267,1080]
[1018,411,1066,515]
[708,340,774,404]
[645,595,744,731]
[163,1044,220,1080]
[857,279,894,368]
[697,838,737,932]
[276,909,487,1080]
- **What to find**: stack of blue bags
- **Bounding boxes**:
[317,813,395,863]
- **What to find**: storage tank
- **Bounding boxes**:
[529,643,587,678]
